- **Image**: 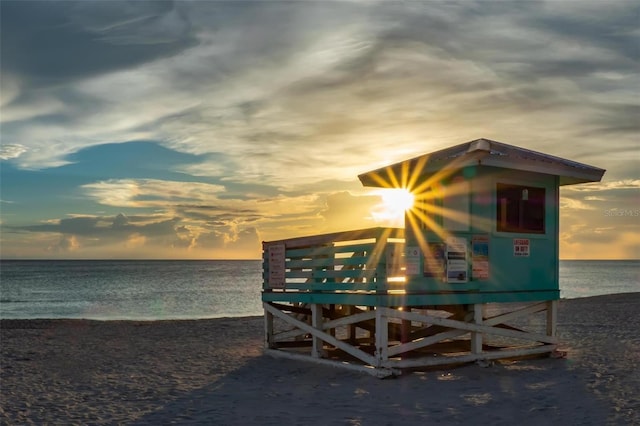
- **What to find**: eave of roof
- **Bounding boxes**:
[358,138,606,188]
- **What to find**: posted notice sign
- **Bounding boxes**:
[268,244,286,288]
[446,237,468,283]
[405,246,421,276]
[513,239,530,257]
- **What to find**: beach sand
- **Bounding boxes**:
[1,293,638,425]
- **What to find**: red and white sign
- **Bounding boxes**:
[513,239,530,257]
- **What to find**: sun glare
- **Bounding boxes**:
[382,188,415,211]
[373,188,415,224]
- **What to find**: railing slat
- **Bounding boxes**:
[263,227,403,249]
[262,227,404,293]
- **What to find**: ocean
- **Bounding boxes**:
[0,260,637,321]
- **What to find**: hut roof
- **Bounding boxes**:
[358,138,605,188]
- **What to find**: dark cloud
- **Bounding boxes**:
[0,1,196,87]
[15,214,180,239]
[112,213,129,228]
[195,226,260,253]
[6,208,263,256]
[527,5,640,72]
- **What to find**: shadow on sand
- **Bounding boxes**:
[132,352,611,426]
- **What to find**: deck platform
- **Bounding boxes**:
[262,227,558,377]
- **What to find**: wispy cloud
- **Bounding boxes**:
[1,0,638,258]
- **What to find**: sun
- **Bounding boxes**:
[372,188,415,225]
[382,188,415,212]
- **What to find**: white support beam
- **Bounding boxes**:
[383,344,556,369]
[273,328,308,342]
[387,328,469,357]
[264,302,275,349]
[273,309,377,342]
[264,300,560,376]
[483,302,547,326]
[322,310,377,330]
[264,349,399,378]
[382,307,557,344]
[375,308,388,366]
[264,302,378,366]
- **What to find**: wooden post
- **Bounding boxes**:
[401,307,411,343]
[329,304,336,339]
[367,306,375,344]
[546,300,558,337]
[347,305,357,344]
[471,303,483,355]
[311,303,324,358]
[264,302,275,349]
[375,307,388,367]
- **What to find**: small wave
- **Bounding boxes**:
[0,298,29,303]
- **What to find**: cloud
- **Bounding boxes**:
[82,179,226,208]
[0,1,196,85]
[0,144,27,160]
[563,179,640,192]
[7,211,262,259]
[1,1,638,259]
[47,235,80,254]
[4,1,637,177]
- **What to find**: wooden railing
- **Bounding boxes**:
[262,227,405,293]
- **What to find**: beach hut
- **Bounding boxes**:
[262,138,605,377]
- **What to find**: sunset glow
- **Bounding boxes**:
[382,188,415,215]
[0,1,637,259]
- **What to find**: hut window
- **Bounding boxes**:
[497,184,545,234]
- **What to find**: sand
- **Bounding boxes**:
[1,293,638,425]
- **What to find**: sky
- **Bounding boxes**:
[1,0,638,260]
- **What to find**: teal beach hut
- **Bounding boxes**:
[262,138,605,376]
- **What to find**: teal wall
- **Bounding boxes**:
[404,165,560,303]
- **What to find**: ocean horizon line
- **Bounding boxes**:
[1,258,637,262]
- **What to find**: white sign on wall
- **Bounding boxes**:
[471,235,489,280]
[405,246,420,276]
[513,239,530,257]
[268,244,286,288]
[446,237,468,283]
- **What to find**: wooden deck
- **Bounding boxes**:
[261,227,558,376]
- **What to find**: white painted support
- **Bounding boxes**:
[383,307,557,344]
[274,327,309,342]
[264,348,399,378]
[367,306,375,342]
[387,328,469,357]
[546,300,558,337]
[322,310,377,330]
[273,309,377,342]
[264,302,275,349]
[387,311,474,357]
[264,302,378,366]
[375,308,388,366]
[383,344,556,369]
[311,303,324,358]
[483,302,547,326]
[471,304,483,355]
[264,300,560,375]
